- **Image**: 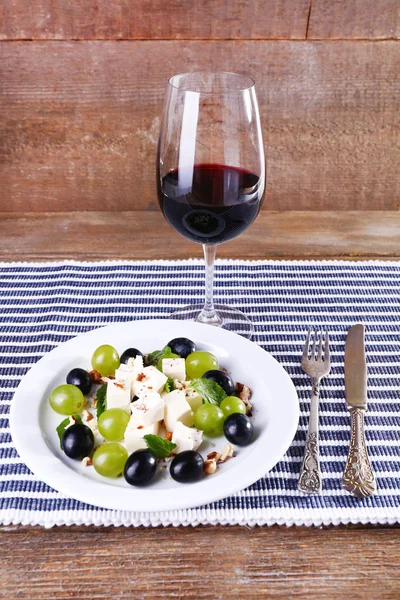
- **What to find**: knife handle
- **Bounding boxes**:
[298,378,322,494]
[342,407,376,498]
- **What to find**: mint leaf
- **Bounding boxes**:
[56,415,82,447]
[96,384,107,419]
[144,434,177,459]
[164,377,176,394]
[146,345,172,366]
[191,378,227,406]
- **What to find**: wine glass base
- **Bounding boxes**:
[168,304,254,339]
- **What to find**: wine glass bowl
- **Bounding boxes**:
[157,72,265,338]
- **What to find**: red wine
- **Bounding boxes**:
[157,164,264,245]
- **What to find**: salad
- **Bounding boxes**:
[48,337,254,486]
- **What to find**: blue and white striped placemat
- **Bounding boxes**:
[1,259,400,528]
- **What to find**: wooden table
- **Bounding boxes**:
[1,210,400,599]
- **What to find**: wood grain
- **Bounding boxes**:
[1,41,399,212]
[0,524,399,599]
[308,0,400,40]
[1,211,400,261]
[0,0,310,40]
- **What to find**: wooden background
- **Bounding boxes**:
[1,6,400,596]
[1,0,399,212]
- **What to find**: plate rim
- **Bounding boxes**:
[10,319,299,512]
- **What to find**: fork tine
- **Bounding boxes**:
[312,329,317,360]
[302,328,311,361]
[324,330,330,363]
[318,330,324,360]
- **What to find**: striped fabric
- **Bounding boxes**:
[1,259,400,528]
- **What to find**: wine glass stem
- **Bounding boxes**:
[196,244,223,326]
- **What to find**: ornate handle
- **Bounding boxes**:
[298,379,322,494]
[342,407,376,498]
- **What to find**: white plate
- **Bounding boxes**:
[10,319,299,512]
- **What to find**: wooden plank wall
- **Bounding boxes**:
[0,1,399,211]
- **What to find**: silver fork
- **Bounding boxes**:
[298,329,331,494]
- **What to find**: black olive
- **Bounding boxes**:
[120,348,144,364]
[203,369,235,396]
[167,338,196,359]
[66,368,92,395]
[62,424,94,459]
[124,449,157,486]
[170,450,204,483]
[223,414,254,446]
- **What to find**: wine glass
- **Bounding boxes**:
[157,72,265,338]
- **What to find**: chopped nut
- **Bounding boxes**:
[138,425,144,430]
[114,382,125,390]
[235,382,253,415]
[207,451,221,461]
[174,379,187,390]
[235,382,244,394]
[88,369,103,384]
[81,457,93,467]
[108,375,115,380]
[65,415,77,429]
[91,398,97,408]
[204,459,217,474]
[86,418,98,434]
[82,409,93,422]
[165,431,173,442]
[136,373,146,382]
[219,444,234,463]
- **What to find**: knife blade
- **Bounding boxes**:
[344,324,367,409]
[342,324,376,498]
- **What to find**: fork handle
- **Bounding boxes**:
[298,378,322,494]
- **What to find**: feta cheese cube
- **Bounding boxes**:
[127,355,144,371]
[164,389,194,431]
[124,422,159,455]
[171,422,203,454]
[115,355,144,384]
[115,365,137,400]
[106,380,131,413]
[184,386,203,412]
[161,357,186,381]
[130,392,164,428]
[132,365,168,398]
[114,356,145,399]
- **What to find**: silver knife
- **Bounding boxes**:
[342,324,376,498]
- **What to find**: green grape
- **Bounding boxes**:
[98,408,130,441]
[220,396,246,418]
[186,351,219,379]
[91,344,120,377]
[156,353,179,372]
[93,442,128,478]
[194,403,225,437]
[49,384,85,415]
